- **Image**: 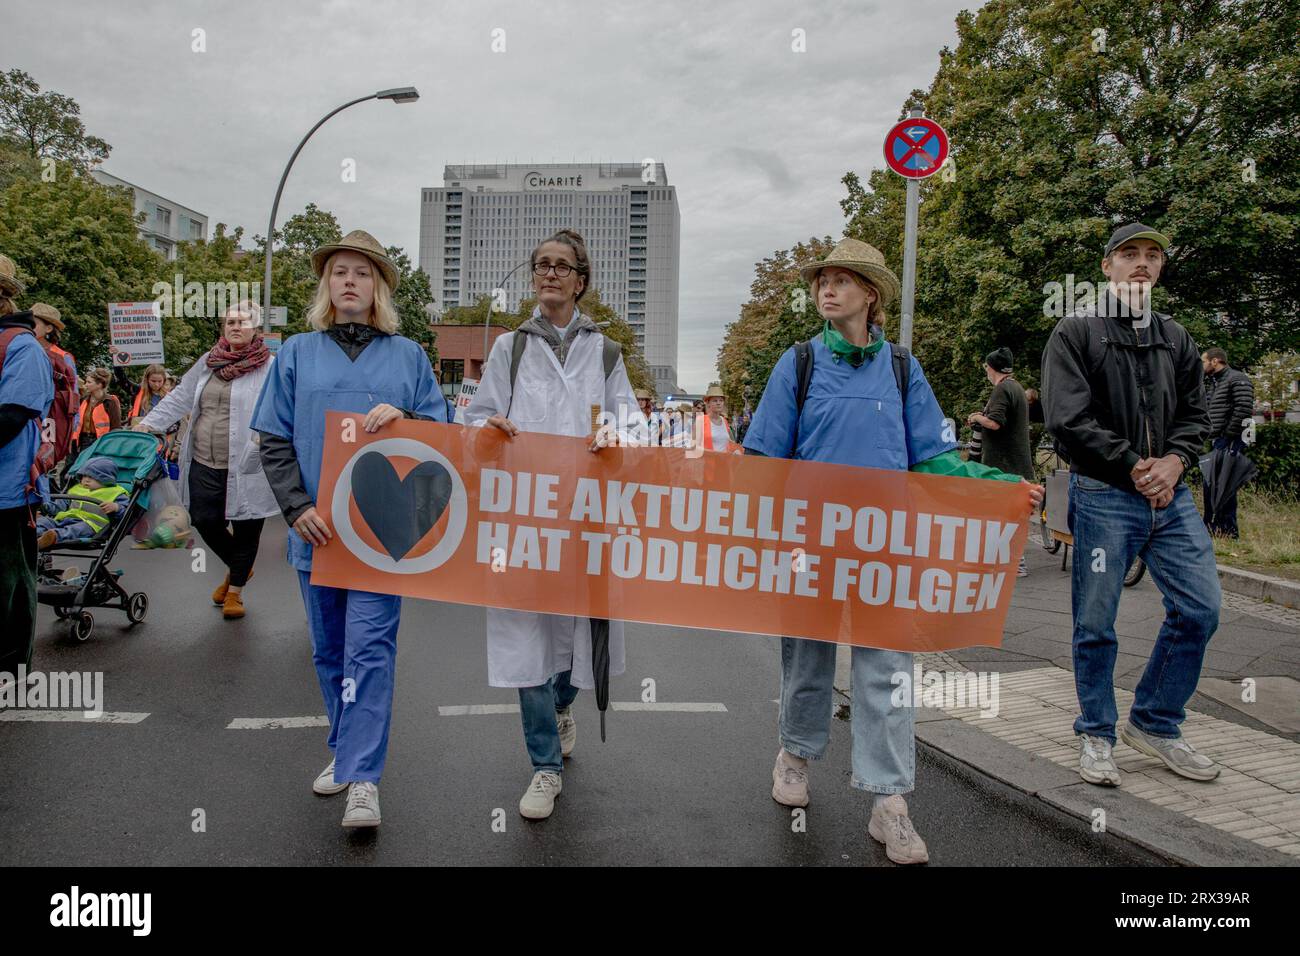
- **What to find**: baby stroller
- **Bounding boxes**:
[37,431,164,642]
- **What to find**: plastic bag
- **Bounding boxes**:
[130,463,194,549]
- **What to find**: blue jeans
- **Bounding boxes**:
[297,571,402,784]
[36,516,96,542]
[778,638,915,794]
[518,670,580,774]
[1068,475,1220,742]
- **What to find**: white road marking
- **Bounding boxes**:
[227,716,330,729]
[0,710,148,723]
[438,702,728,716]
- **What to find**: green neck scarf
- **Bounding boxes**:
[822,321,884,367]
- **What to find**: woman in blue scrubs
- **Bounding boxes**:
[252,230,445,829]
[744,238,1041,864]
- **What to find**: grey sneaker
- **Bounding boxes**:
[312,757,348,796]
[342,782,380,828]
[557,707,576,758]
[1078,734,1121,786]
[519,771,563,819]
[1121,723,1220,781]
[771,749,810,807]
[867,795,930,864]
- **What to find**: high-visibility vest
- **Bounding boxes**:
[129,386,160,419]
[79,400,111,438]
[57,481,128,534]
[697,414,737,453]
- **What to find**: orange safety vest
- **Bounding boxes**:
[129,386,159,419]
[79,399,111,438]
[697,414,738,453]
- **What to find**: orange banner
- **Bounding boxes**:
[310,414,1029,652]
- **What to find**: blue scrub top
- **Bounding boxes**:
[0,332,54,509]
[250,330,447,571]
[742,337,954,470]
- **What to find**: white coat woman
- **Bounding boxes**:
[134,301,277,619]
[464,228,644,821]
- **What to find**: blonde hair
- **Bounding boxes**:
[0,295,15,318]
[810,269,887,328]
[223,299,263,328]
[306,252,399,334]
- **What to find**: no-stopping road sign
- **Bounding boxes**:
[884,117,949,179]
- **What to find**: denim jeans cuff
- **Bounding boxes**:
[850,778,913,795]
[1126,718,1180,740]
[779,740,825,762]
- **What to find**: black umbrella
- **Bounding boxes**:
[589,617,610,741]
[1202,444,1257,521]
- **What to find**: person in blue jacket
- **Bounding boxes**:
[0,255,53,685]
[744,238,1041,864]
[251,230,445,829]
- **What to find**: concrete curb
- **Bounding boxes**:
[914,712,1298,867]
[1217,564,1300,610]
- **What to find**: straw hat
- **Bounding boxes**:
[634,388,652,401]
[31,302,64,331]
[0,253,24,296]
[704,385,726,399]
[310,230,399,290]
[798,238,899,307]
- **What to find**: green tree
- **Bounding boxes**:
[1250,352,1300,418]
[0,69,110,170]
[834,0,1299,420]
[0,163,163,366]
[387,245,438,365]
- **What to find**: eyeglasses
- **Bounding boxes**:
[533,262,575,278]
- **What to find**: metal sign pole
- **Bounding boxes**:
[897,104,926,351]
[900,176,919,351]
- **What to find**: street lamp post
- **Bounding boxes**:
[261,87,419,322]
[481,259,533,369]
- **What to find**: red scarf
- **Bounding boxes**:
[206,335,270,381]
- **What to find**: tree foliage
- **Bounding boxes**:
[0,69,110,170]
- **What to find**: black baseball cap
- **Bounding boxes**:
[1104,222,1170,258]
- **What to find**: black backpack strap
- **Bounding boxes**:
[791,340,814,455]
[506,331,528,417]
[889,343,910,406]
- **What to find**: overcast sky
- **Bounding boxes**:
[6,0,973,392]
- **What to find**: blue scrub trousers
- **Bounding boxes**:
[297,571,401,784]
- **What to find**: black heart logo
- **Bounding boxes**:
[352,451,453,561]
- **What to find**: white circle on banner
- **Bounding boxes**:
[330,436,467,574]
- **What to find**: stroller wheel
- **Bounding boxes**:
[127,592,149,624]
[68,611,93,643]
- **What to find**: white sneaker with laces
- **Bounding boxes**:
[867,795,929,864]
[313,757,349,796]
[519,771,563,819]
[1121,723,1220,781]
[557,707,577,758]
[1078,733,1121,786]
[342,781,380,828]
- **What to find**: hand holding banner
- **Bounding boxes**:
[311,414,1029,652]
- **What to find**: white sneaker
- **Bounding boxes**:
[519,771,562,820]
[312,757,349,796]
[1017,557,1029,578]
[1121,723,1220,782]
[867,795,930,864]
[557,707,577,758]
[1078,734,1121,786]
[342,782,380,828]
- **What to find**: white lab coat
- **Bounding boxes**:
[139,353,280,521]
[465,324,642,689]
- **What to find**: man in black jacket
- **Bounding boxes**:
[1042,223,1221,790]
[1200,347,1255,537]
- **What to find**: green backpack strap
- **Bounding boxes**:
[601,335,621,379]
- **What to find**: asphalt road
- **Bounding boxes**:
[1,519,1163,866]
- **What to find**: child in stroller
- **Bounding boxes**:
[37,431,164,642]
[36,456,129,550]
